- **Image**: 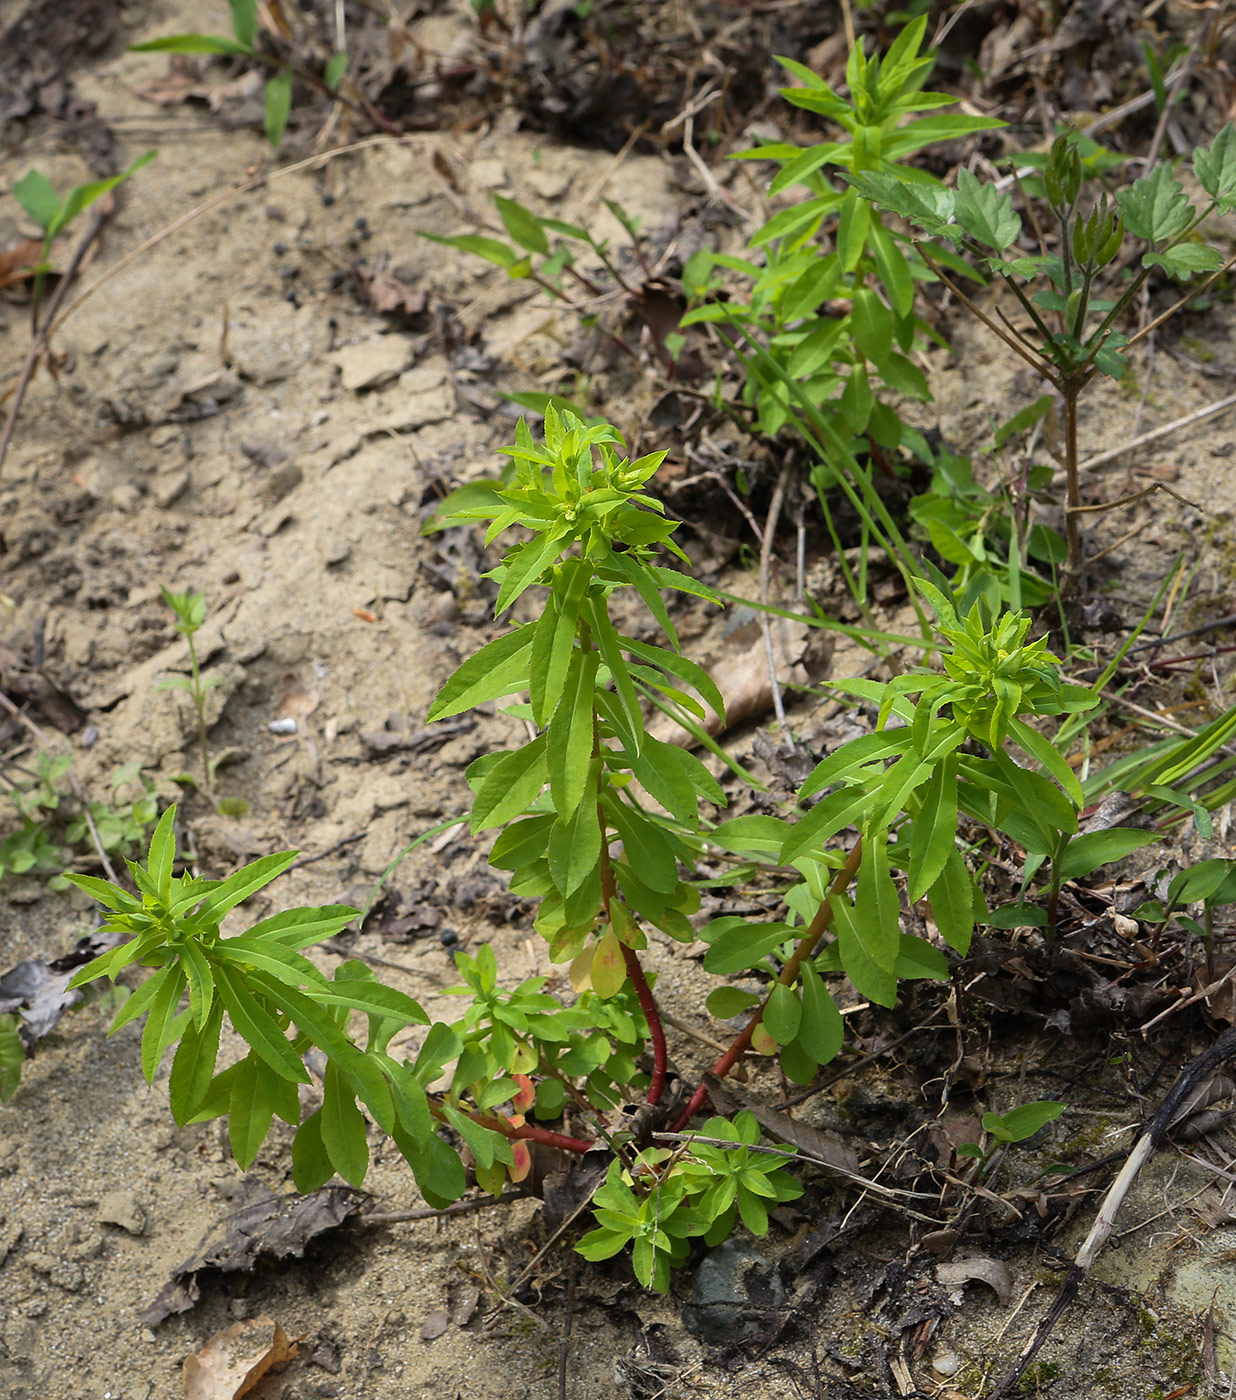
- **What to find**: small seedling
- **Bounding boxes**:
[131,0,360,147]
[157,586,222,800]
[957,1099,1066,1179]
[13,152,155,319]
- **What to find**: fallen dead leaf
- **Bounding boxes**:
[143,1179,367,1326]
[650,611,810,745]
[182,1317,300,1400]
[936,1254,1014,1306]
[0,237,47,289]
[276,673,319,721]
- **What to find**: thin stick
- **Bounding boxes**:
[988,1025,1236,1398]
[362,1189,533,1225]
[1077,392,1236,475]
[760,463,792,741]
[0,205,109,477]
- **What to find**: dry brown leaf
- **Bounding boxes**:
[936,1255,1014,1306]
[136,56,206,106]
[0,237,46,289]
[650,612,809,745]
[359,266,428,317]
[182,1318,300,1400]
[276,673,319,720]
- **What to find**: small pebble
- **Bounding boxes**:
[269,717,298,735]
[932,1353,961,1378]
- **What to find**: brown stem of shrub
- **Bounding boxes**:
[669,838,865,1132]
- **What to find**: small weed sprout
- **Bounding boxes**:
[157,586,221,800]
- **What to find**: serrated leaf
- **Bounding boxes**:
[428,626,534,721]
[1116,164,1194,243]
[953,168,1020,250]
[1144,243,1223,278]
[1194,124,1236,207]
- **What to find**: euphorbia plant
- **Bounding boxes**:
[63,413,1162,1292]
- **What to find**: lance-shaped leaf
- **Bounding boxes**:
[530,559,589,723]
[927,846,975,954]
[427,626,534,721]
[140,966,188,1083]
[907,753,958,902]
[855,827,900,972]
[321,1062,369,1186]
[762,982,802,1046]
[547,650,599,819]
[496,526,569,616]
[798,964,843,1065]
[229,1054,279,1171]
[169,1002,224,1126]
[213,964,310,1084]
[470,734,549,832]
[192,849,300,928]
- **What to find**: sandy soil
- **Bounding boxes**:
[3,4,1236,1398]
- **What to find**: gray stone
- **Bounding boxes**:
[681,1239,785,1346]
[97,1189,146,1236]
[330,337,413,391]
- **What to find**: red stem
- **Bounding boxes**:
[670,839,865,1132]
[620,942,666,1105]
[429,1097,594,1155]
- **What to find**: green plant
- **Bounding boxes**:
[685,15,999,441]
[420,196,660,370]
[157,586,228,803]
[0,754,157,889]
[0,1015,24,1103]
[846,124,1236,578]
[13,152,156,316]
[67,413,1169,1292]
[131,0,367,147]
[956,1098,1065,1176]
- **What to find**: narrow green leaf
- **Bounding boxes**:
[146,803,177,900]
[61,872,141,914]
[321,1062,370,1186]
[605,797,679,894]
[779,786,872,865]
[0,1016,24,1103]
[292,1109,335,1193]
[547,650,599,819]
[494,195,550,255]
[589,599,644,756]
[831,898,897,1007]
[701,918,794,976]
[179,937,215,1028]
[140,966,187,1083]
[530,560,588,724]
[620,635,725,726]
[324,52,347,90]
[213,964,310,1084]
[246,904,360,948]
[194,850,300,927]
[229,1055,278,1170]
[496,528,568,616]
[427,626,534,721]
[229,0,258,47]
[907,754,957,902]
[1056,828,1161,883]
[169,1002,224,1126]
[471,735,549,832]
[547,792,602,898]
[214,936,329,990]
[129,34,255,55]
[856,829,900,971]
[264,69,293,148]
